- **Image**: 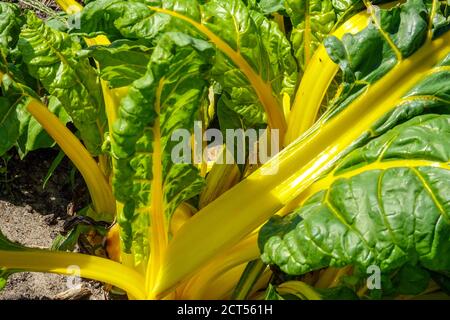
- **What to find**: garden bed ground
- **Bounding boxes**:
[0,150,107,300]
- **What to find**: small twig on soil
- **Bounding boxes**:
[53,286,92,300]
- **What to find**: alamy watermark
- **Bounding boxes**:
[66,265,82,290]
[367,265,381,290]
[170,121,280,175]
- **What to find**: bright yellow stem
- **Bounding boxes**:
[181,233,259,299]
[55,0,82,13]
[145,80,168,297]
[0,250,145,299]
[153,32,450,297]
[199,162,241,209]
[285,1,402,145]
[24,98,115,219]
[148,6,286,139]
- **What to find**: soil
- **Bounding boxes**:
[0,150,107,300]
[0,0,118,300]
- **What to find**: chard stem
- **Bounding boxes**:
[0,250,145,299]
[285,1,401,145]
[26,98,116,219]
[154,31,450,297]
[148,6,287,140]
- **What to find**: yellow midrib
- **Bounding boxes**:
[364,0,403,61]
[285,10,371,145]
[146,78,167,296]
[154,31,450,297]
[411,167,449,221]
[0,250,146,299]
[286,1,404,145]
[148,6,286,137]
[294,160,449,208]
[428,0,439,40]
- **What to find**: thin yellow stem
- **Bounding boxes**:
[26,99,116,219]
[145,79,167,297]
[148,6,286,140]
[285,1,402,145]
[0,250,145,299]
[2,68,115,218]
[277,281,322,300]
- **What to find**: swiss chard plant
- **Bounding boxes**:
[0,0,449,300]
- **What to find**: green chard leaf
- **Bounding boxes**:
[111,33,212,265]
[255,0,286,14]
[0,74,36,157]
[0,2,24,56]
[391,263,431,296]
[264,284,285,300]
[75,0,298,132]
[0,2,24,55]
[0,95,23,156]
[260,113,450,276]
[18,12,105,155]
[323,0,450,122]
[315,286,360,300]
[83,39,153,88]
[284,0,364,72]
[210,4,297,130]
[260,0,450,292]
[286,0,340,71]
[284,0,426,72]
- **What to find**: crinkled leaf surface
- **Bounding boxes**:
[76,0,297,130]
[19,12,105,155]
[84,39,153,88]
[260,0,450,282]
[111,33,211,265]
[260,114,450,276]
[0,2,23,55]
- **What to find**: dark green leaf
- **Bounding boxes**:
[0,2,24,55]
[76,0,298,130]
[391,263,430,295]
[260,114,450,276]
[315,286,360,300]
[19,12,105,155]
[84,39,153,88]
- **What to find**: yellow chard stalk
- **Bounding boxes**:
[0,71,115,219]
[1,0,448,302]
[154,29,450,297]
